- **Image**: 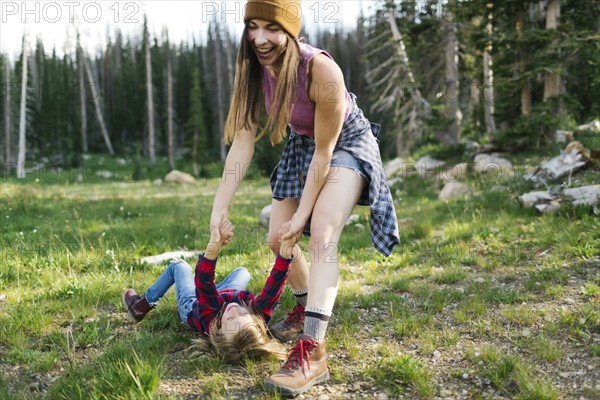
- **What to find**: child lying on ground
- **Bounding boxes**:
[122,219,298,362]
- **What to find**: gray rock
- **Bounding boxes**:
[260,205,271,228]
[164,170,195,184]
[437,163,469,183]
[385,157,405,178]
[473,154,512,174]
[354,223,366,234]
[346,214,360,226]
[417,156,446,171]
[439,182,469,201]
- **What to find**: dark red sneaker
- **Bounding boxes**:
[269,304,305,342]
[122,289,154,322]
[264,334,329,396]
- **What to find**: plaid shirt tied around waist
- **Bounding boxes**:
[270,93,400,256]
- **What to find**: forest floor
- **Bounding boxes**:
[0,152,598,399]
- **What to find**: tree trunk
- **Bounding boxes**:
[17,34,28,179]
[483,3,496,134]
[77,35,88,153]
[192,127,200,176]
[4,63,12,166]
[82,47,114,155]
[468,77,480,126]
[543,0,565,108]
[164,28,175,170]
[145,28,156,165]
[213,25,226,162]
[483,51,496,134]
[444,7,462,145]
[386,9,430,156]
[223,28,235,161]
[516,9,532,117]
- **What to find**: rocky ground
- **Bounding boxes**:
[1,260,598,400]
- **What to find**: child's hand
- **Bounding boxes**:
[278,221,298,259]
[205,219,234,259]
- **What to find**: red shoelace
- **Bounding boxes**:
[283,304,305,325]
[282,338,316,372]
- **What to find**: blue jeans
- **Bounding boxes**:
[145,259,251,324]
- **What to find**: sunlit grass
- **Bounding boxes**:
[1,161,597,398]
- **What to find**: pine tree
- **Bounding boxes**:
[77,33,88,153]
[163,27,175,169]
[367,0,430,157]
[143,15,156,164]
[2,55,13,166]
[443,0,463,144]
[17,33,29,179]
[187,66,207,177]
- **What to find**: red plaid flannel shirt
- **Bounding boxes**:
[186,254,292,333]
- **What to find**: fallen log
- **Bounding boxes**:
[519,185,599,213]
[140,250,199,265]
[524,142,591,186]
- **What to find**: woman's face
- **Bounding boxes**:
[247,19,288,68]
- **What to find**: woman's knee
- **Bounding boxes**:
[266,231,281,254]
[309,218,341,244]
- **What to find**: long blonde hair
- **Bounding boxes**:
[189,302,287,363]
[224,24,301,146]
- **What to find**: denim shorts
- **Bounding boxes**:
[330,149,367,180]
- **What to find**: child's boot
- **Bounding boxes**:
[269,304,305,342]
[264,334,329,396]
[122,289,154,322]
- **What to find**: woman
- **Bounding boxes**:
[210,0,400,394]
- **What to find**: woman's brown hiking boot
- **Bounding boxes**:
[264,334,329,396]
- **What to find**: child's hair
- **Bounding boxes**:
[191,301,287,363]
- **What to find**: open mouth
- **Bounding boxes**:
[255,47,275,58]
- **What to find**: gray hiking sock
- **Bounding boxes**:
[304,306,331,342]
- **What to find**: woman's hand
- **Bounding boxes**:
[279,216,304,243]
[278,221,300,259]
[205,219,234,260]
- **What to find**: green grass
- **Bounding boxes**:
[465,346,559,399]
[367,344,433,397]
[1,154,598,398]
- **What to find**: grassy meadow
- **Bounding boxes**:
[0,154,598,399]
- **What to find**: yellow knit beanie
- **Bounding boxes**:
[244,0,303,38]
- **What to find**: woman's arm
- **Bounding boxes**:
[210,125,258,237]
[282,54,348,239]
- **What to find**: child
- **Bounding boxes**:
[122,219,298,362]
